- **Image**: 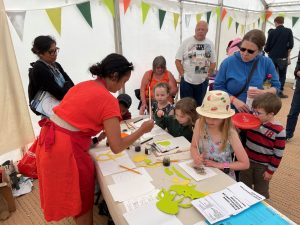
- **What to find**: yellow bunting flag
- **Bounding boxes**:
[240,24,245,35]
[141,1,150,23]
[228,16,233,29]
[196,13,202,22]
[215,7,220,20]
[46,8,61,35]
[173,13,179,30]
[103,0,115,17]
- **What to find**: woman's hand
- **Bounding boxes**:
[139,104,147,115]
[232,98,251,113]
[139,120,154,133]
[247,88,265,99]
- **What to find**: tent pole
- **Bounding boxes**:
[260,0,268,34]
[214,0,223,68]
[113,0,125,93]
[179,0,183,44]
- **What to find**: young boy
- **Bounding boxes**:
[239,93,286,198]
[117,93,132,121]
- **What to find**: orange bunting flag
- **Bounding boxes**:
[265,10,272,21]
[123,0,131,14]
[221,8,227,22]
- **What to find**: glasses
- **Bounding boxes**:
[239,47,256,54]
[48,47,60,55]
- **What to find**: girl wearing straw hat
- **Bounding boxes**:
[190,90,249,179]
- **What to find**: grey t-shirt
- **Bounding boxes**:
[176,36,216,85]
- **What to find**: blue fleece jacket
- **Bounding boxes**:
[214,52,280,103]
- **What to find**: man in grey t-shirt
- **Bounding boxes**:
[175,21,216,106]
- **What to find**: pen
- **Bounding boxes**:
[140,137,153,145]
[133,118,144,123]
[119,165,141,175]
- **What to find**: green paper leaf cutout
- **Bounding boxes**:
[169,184,208,199]
[165,167,174,176]
[159,9,166,29]
[156,189,182,215]
[76,2,93,28]
[172,166,190,180]
[157,140,171,146]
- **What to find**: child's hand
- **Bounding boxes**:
[139,120,154,133]
[203,159,219,168]
[193,153,205,166]
[263,171,273,181]
[157,109,165,118]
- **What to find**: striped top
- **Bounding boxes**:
[245,121,286,174]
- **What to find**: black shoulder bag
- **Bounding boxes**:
[234,59,258,97]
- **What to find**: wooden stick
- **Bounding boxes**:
[119,165,141,175]
[149,86,152,119]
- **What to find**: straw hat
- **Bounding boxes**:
[196,90,235,119]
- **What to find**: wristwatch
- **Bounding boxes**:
[223,162,230,174]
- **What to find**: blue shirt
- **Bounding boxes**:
[214,52,280,103]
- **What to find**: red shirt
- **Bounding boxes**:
[54,80,121,132]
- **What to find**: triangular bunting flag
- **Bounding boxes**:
[240,24,245,35]
[279,12,285,17]
[123,0,131,14]
[196,13,202,23]
[76,2,93,27]
[103,0,115,17]
[173,13,179,30]
[45,8,61,35]
[159,9,166,29]
[292,17,299,27]
[7,11,26,40]
[221,8,227,22]
[265,10,272,21]
[228,16,233,29]
[215,7,220,20]
[258,18,260,27]
[185,14,191,27]
[253,22,256,29]
[261,13,265,22]
[206,11,211,24]
[141,1,150,23]
[235,22,239,34]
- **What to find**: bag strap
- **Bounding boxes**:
[235,59,259,97]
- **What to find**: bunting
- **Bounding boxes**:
[173,13,179,30]
[265,10,272,21]
[46,8,61,35]
[196,13,202,23]
[185,14,191,27]
[159,9,166,29]
[215,7,220,20]
[123,0,131,14]
[240,24,245,35]
[221,8,227,22]
[206,11,211,24]
[7,11,26,40]
[76,2,93,28]
[141,1,150,23]
[292,16,299,27]
[258,18,260,27]
[228,16,233,29]
[103,0,115,17]
[235,22,239,34]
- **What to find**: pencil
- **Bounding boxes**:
[133,118,143,123]
[119,165,141,175]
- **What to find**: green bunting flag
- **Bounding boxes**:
[206,11,211,24]
[141,1,150,23]
[76,2,93,28]
[228,16,233,29]
[196,14,202,23]
[46,8,61,35]
[258,18,260,27]
[292,17,299,27]
[235,22,239,34]
[159,9,166,29]
[215,7,220,20]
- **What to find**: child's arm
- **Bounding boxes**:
[190,119,205,166]
[205,128,249,170]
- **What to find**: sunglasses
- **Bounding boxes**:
[239,47,256,54]
[48,47,60,55]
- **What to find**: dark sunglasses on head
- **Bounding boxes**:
[239,47,257,54]
[48,47,60,55]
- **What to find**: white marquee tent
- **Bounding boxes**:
[1,0,300,161]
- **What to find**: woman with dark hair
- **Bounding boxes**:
[29,35,74,111]
[214,29,280,113]
[35,53,154,224]
[139,56,178,114]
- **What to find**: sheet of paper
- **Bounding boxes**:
[112,167,153,184]
[193,221,209,225]
[93,150,136,176]
[226,182,265,206]
[213,202,293,225]
[123,189,159,212]
[178,160,217,181]
[123,201,183,225]
[108,178,155,202]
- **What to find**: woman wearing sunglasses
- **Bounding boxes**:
[214,29,280,113]
[29,35,74,116]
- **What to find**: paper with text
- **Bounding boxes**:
[123,189,159,212]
